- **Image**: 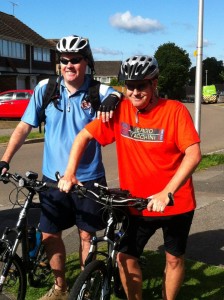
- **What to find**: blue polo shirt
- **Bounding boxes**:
[22,75,115,181]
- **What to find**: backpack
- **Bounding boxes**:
[38,76,101,132]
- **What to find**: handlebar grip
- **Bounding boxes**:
[55,171,61,182]
[168,193,174,206]
[45,182,58,189]
[71,184,88,194]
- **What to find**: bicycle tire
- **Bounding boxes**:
[0,240,27,300]
[69,260,109,300]
[28,244,51,287]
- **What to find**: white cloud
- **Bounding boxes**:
[109,11,164,34]
[93,47,123,56]
[187,39,215,48]
[203,39,215,47]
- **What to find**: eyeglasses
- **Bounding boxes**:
[126,81,151,91]
[60,57,84,65]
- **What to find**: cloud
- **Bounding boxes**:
[187,39,215,48]
[109,11,164,34]
[93,47,123,56]
[203,39,215,47]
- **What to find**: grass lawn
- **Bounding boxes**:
[24,251,224,300]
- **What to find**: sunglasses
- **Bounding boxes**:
[126,81,151,91]
[60,57,84,65]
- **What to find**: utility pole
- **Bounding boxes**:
[194,0,204,136]
[205,70,208,86]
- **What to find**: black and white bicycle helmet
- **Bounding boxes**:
[119,55,159,81]
[56,35,95,71]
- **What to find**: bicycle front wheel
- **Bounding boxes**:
[0,240,27,300]
[69,260,109,300]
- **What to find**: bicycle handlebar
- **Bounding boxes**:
[0,171,57,192]
[67,181,174,211]
[0,171,174,211]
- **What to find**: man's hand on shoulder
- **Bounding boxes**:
[97,92,123,122]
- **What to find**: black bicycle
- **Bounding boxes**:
[68,183,174,300]
[0,171,54,300]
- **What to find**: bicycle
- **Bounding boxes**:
[68,183,174,300]
[0,170,54,300]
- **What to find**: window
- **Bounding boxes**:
[0,92,14,101]
[34,47,50,62]
[100,77,110,84]
[0,39,25,59]
[16,93,26,99]
[15,92,32,100]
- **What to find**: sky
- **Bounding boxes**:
[1,0,223,67]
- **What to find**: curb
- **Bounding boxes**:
[0,138,44,148]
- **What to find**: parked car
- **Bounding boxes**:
[0,90,33,118]
[217,91,224,103]
[202,85,218,104]
[181,95,195,103]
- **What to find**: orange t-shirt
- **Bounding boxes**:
[86,98,200,217]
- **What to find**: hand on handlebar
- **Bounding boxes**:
[57,173,82,193]
[147,191,174,213]
[0,161,10,176]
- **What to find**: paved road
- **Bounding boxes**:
[1,102,224,154]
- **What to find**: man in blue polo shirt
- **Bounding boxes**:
[0,35,121,300]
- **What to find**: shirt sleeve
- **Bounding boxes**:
[85,118,115,146]
[99,84,116,102]
[21,80,47,127]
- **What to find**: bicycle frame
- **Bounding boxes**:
[68,183,175,299]
[80,205,126,299]
[85,208,123,262]
[1,188,40,272]
[0,171,51,300]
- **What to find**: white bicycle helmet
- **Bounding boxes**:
[56,35,95,71]
[119,55,159,81]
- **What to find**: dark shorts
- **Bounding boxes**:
[39,176,107,234]
[119,211,194,258]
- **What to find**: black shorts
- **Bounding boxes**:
[119,211,194,258]
[39,176,107,234]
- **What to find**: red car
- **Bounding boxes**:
[0,89,33,118]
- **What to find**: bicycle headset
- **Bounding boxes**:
[119,55,159,81]
[56,35,95,73]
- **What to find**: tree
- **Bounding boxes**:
[220,71,224,82]
[154,42,191,100]
[110,77,124,86]
[189,57,224,86]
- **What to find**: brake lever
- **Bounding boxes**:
[0,173,10,184]
[55,171,61,182]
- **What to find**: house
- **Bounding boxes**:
[0,11,56,92]
[94,61,121,84]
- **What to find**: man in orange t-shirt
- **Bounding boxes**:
[59,55,201,300]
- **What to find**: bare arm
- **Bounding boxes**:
[147,143,202,212]
[1,121,32,164]
[58,128,94,192]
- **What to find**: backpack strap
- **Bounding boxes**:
[38,76,59,132]
[87,79,101,111]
